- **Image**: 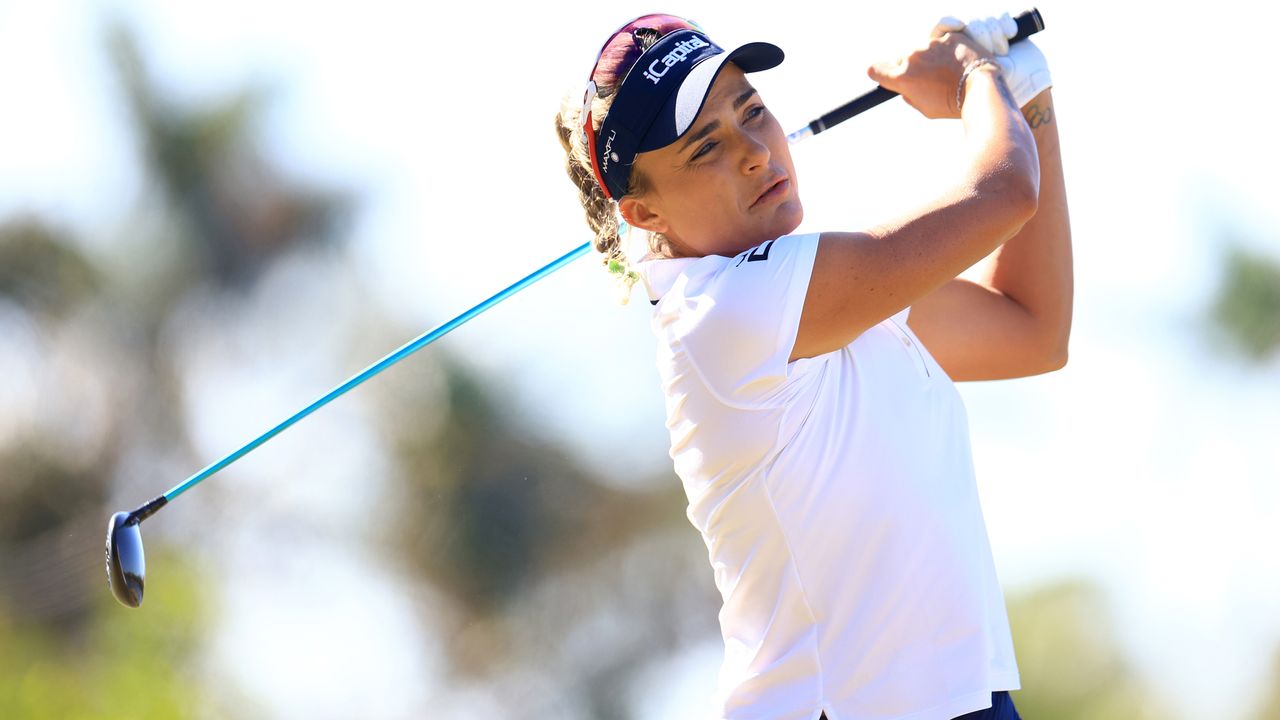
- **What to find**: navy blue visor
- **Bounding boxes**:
[583,27,784,200]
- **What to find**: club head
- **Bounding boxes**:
[105,511,146,608]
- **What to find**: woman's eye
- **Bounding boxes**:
[692,141,717,160]
[745,105,766,121]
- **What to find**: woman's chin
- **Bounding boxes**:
[774,197,804,237]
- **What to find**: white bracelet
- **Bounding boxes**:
[956,57,997,111]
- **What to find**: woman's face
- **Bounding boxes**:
[620,63,802,258]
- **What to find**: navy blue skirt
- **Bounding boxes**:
[952,691,1021,719]
[819,691,1020,720]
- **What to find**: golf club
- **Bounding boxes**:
[786,8,1044,143]
[107,8,1046,608]
[105,242,588,607]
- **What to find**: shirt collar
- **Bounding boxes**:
[634,254,698,304]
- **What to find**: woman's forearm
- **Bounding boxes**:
[958,66,1041,220]
[971,88,1073,362]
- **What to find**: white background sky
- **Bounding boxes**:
[2,1,1278,718]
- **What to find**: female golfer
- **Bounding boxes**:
[556,12,1070,720]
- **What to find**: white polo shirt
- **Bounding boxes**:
[636,233,1019,720]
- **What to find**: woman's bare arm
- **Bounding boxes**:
[906,89,1073,380]
[790,33,1039,362]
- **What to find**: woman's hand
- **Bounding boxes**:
[867,23,993,119]
[947,13,1053,109]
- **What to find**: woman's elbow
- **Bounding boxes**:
[1046,345,1068,372]
[1039,336,1069,373]
[1007,170,1040,225]
[977,168,1039,232]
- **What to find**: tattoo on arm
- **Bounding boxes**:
[1024,102,1054,129]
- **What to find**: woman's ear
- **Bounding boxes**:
[618,195,668,236]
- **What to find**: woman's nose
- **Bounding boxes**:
[739,131,770,173]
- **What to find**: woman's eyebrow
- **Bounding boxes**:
[679,88,760,154]
[679,120,721,154]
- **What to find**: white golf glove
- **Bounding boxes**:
[935,13,1053,108]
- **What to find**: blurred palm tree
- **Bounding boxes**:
[107,24,348,292]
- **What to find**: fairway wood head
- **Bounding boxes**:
[105,511,146,608]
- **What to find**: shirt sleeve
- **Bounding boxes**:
[675,233,821,407]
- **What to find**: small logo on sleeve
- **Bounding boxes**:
[734,240,775,266]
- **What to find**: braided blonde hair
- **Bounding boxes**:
[554,27,673,304]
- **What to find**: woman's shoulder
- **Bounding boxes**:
[640,232,820,304]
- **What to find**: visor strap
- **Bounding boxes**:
[580,81,614,202]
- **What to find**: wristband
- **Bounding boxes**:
[956,57,997,111]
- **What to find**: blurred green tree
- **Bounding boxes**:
[0,17,353,717]
[1250,645,1280,720]
[377,358,704,676]
[1209,245,1280,361]
[0,221,113,623]
[1006,579,1170,719]
[0,225,119,630]
[0,220,99,317]
[0,224,240,715]
[0,554,247,718]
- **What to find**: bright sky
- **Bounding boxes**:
[2,0,1278,718]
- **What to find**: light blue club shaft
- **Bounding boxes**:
[162,121,825,503]
[163,241,593,502]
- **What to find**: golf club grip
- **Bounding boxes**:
[796,8,1044,139]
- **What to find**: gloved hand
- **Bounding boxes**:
[955,13,1016,56]
[935,13,1053,108]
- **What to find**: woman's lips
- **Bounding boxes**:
[752,177,790,208]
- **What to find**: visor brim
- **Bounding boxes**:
[639,41,785,153]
